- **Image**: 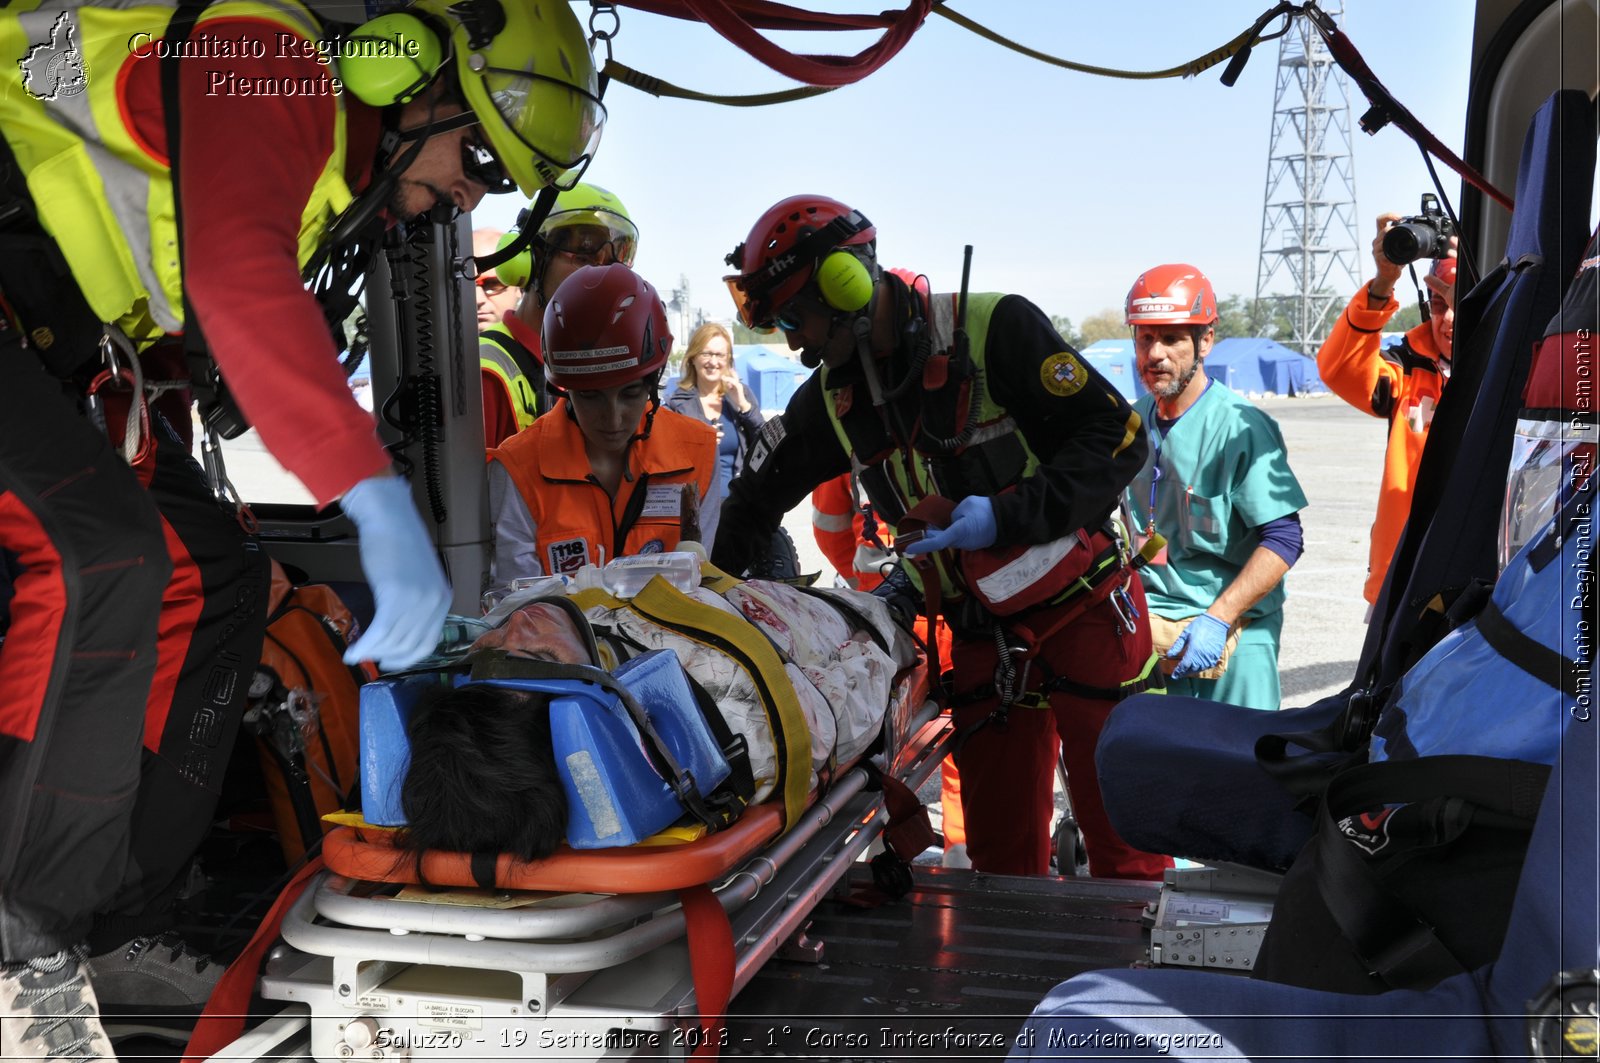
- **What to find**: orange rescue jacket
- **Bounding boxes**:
[493,401,717,575]
[810,473,892,591]
[1316,287,1448,604]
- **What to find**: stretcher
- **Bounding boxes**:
[236,662,946,1062]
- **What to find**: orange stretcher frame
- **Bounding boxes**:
[325,662,931,895]
[322,803,787,895]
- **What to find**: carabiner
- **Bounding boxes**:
[587,1,619,64]
[1109,585,1140,635]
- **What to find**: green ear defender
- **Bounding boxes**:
[815,249,873,313]
[337,13,445,107]
[493,230,532,288]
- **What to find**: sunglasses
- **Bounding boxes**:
[460,128,516,195]
[476,275,510,295]
[547,230,625,267]
[773,291,820,333]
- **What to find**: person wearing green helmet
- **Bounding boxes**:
[484,184,641,444]
[0,0,602,1048]
[475,228,540,448]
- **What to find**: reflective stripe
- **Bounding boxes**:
[480,337,537,431]
[962,415,1018,449]
[1112,408,1142,458]
[811,506,854,533]
[852,541,892,576]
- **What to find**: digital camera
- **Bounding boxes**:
[1381,193,1455,265]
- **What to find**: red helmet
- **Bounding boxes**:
[1125,264,1219,326]
[724,195,876,330]
[542,264,672,390]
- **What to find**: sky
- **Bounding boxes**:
[472,2,1482,333]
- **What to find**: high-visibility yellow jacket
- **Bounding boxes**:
[0,1,389,503]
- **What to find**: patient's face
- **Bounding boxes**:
[471,603,590,664]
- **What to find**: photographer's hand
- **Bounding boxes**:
[1368,211,1405,305]
[1424,235,1460,306]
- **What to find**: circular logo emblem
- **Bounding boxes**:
[1041,351,1088,397]
[639,539,665,554]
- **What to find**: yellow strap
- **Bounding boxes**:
[1135,531,1168,567]
[932,5,1273,81]
[1127,649,1165,689]
[602,58,835,106]
[626,579,813,831]
[698,560,742,594]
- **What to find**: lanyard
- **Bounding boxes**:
[1144,380,1208,535]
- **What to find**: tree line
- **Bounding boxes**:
[732,292,1426,352]
[1051,292,1424,350]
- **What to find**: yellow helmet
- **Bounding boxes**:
[414,0,606,195]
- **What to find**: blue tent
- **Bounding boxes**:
[1208,337,1326,396]
[1078,338,1142,400]
[733,345,812,412]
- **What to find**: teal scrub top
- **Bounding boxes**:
[1126,380,1307,621]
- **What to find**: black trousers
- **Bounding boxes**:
[0,352,267,961]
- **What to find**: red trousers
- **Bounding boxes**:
[949,575,1172,880]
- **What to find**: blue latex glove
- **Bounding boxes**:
[340,474,451,672]
[902,495,998,556]
[1168,613,1232,678]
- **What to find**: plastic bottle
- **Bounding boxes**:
[601,551,701,599]
[481,574,572,624]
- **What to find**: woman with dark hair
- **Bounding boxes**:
[401,683,568,862]
[488,265,720,586]
[401,599,595,861]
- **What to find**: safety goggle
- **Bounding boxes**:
[545,225,635,267]
[482,68,607,193]
[724,275,775,333]
[476,274,510,295]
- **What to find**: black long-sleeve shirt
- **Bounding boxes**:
[712,289,1146,577]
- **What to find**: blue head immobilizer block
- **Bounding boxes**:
[551,650,732,848]
[360,650,731,849]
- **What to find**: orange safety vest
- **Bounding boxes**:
[1317,289,1448,605]
[493,401,717,575]
[809,473,893,591]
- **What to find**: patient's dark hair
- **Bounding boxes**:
[399,683,568,861]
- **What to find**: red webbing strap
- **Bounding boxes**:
[616,0,903,33]
[918,563,943,686]
[182,857,326,1063]
[1315,21,1514,211]
[679,885,734,1058]
[879,773,938,863]
[616,0,933,86]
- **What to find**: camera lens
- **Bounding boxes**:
[1382,220,1446,265]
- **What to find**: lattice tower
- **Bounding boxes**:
[1253,4,1362,355]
